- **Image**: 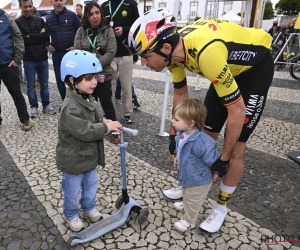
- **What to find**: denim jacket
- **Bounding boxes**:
[175,129,218,187]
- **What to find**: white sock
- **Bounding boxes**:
[213,181,237,214]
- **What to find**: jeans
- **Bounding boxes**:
[115,76,136,98]
[92,80,116,120]
[23,60,50,108]
[0,64,29,124]
[62,168,98,221]
[52,51,67,100]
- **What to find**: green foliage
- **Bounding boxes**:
[275,0,300,16]
[264,0,275,19]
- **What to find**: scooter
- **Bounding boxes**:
[67,127,149,247]
[287,151,300,165]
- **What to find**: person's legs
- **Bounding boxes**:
[118,56,133,119]
[115,76,121,98]
[80,169,98,213]
[52,51,66,100]
[1,65,30,125]
[23,61,38,109]
[94,80,116,121]
[36,60,50,108]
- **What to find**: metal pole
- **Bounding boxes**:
[204,0,208,19]
[144,0,146,13]
[158,0,180,137]
[195,75,200,90]
[159,70,171,137]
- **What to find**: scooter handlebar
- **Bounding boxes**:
[121,127,138,136]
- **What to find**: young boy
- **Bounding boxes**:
[172,98,218,233]
[56,50,123,232]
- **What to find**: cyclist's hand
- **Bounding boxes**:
[211,156,230,178]
[169,135,176,156]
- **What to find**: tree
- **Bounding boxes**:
[263,0,275,19]
[275,0,300,16]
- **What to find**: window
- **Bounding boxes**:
[145,6,152,12]
[178,2,182,20]
[190,2,198,17]
[223,1,233,15]
[158,2,166,8]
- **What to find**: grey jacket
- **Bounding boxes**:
[56,88,109,175]
[74,24,116,81]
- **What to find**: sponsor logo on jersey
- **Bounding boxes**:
[228,50,257,61]
[216,65,229,79]
[222,72,234,88]
[245,95,265,128]
[188,48,197,58]
[208,23,217,31]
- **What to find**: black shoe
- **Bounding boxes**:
[123,116,133,123]
[22,120,32,131]
[132,97,140,109]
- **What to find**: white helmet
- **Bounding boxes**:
[127,8,177,55]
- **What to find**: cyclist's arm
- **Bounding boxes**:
[200,42,246,161]
[168,65,189,135]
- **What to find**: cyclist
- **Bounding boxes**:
[126,8,274,233]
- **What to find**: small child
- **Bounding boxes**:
[56,50,123,232]
[171,98,218,233]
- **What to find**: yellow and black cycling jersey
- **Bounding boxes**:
[167,19,273,106]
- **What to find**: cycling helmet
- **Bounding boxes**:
[127,8,177,55]
[60,50,102,81]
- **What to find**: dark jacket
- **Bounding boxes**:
[56,88,109,175]
[15,14,49,61]
[101,0,139,57]
[46,7,81,52]
[74,24,116,81]
[0,9,24,65]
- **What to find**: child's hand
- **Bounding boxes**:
[104,119,123,132]
[173,156,178,170]
[212,173,219,182]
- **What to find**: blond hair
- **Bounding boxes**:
[172,98,207,130]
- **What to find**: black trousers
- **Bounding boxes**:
[92,80,116,121]
[0,64,29,124]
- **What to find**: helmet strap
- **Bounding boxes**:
[71,78,89,100]
[154,49,173,66]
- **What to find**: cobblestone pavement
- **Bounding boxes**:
[0,59,300,250]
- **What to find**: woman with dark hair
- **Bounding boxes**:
[74,2,117,126]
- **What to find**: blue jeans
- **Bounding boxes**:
[62,169,98,221]
[115,76,136,98]
[23,60,50,108]
[52,51,67,100]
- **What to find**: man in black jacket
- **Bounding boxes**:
[16,0,56,118]
[101,0,139,123]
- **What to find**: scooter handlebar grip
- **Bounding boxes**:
[122,127,138,136]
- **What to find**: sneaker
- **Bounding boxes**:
[111,132,121,144]
[123,116,133,123]
[30,107,38,118]
[199,209,227,233]
[163,186,183,200]
[22,120,32,131]
[115,96,121,103]
[174,201,184,212]
[174,219,195,232]
[83,209,102,222]
[43,105,56,115]
[67,216,84,232]
[132,97,140,109]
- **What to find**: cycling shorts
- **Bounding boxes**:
[204,52,274,142]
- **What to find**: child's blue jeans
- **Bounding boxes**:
[62,169,98,221]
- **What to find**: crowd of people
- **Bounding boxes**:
[1,0,281,237]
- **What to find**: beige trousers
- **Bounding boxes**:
[182,182,212,224]
[111,56,133,117]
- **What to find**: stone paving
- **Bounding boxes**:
[0,59,300,250]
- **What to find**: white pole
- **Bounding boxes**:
[195,75,201,90]
[158,0,180,137]
[159,70,171,137]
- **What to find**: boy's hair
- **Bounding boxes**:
[172,98,207,130]
[65,73,97,91]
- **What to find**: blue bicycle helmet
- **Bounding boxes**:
[60,50,102,81]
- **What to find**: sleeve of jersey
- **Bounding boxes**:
[167,65,187,91]
[200,41,241,106]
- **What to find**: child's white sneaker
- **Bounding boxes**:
[174,219,195,232]
[68,216,84,232]
[174,201,184,212]
[83,209,102,222]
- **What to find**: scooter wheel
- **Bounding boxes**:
[137,207,149,225]
[67,237,76,247]
[115,195,123,209]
